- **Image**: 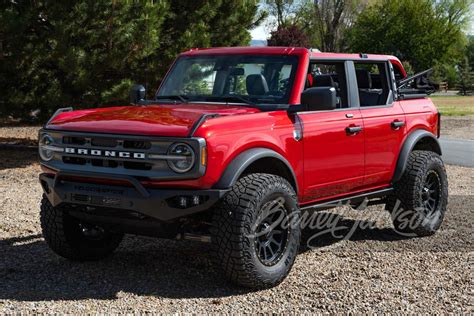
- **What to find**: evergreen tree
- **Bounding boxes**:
[0,0,263,122]
[457,57,474,95]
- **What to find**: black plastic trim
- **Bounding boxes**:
[392,129,441,183]
[213,147,298,193]
[188,113,219,137]
[45,107,73,126]
[40,173,228,221]
[345,61,360,108]
[300,187,393,211]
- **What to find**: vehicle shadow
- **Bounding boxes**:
[298,211,412,252]
[0,148,38,170]
[0,219,416,303]
[0,234,254,302]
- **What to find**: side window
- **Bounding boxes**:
[354,62,391,107]
[306,62,348,108]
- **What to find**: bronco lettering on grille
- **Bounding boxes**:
[65,147,145,159]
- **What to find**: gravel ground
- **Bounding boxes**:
[442,116,473,140]
[0,149,472,313]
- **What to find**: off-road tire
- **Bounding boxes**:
[211,173,301,289]
[386,150,448,236]
[40,195,123,261]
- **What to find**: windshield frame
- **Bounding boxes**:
[155,54,300,108]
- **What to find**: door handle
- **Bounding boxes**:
[346,125,363,135]
[391,120,405,129]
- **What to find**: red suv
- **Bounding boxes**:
[38,47,447,288]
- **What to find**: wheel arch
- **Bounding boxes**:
[392,129,442,183]
[213,147,298,193]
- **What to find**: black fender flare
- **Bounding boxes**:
[392,129,442,183]
[213,147,298,193]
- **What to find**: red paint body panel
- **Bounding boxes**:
[299,109,365,202]
[44,46,440,206]
[48,104,260,137]
[360,102,407,187]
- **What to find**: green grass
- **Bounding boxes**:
[430,95,474,116]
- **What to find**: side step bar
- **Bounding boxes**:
[300,187,393,211]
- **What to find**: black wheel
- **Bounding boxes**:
[40,195,123,261]
[211,174,301,289]
[386,150,448,236]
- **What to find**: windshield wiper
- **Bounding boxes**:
[202,95,257,107]
[155,95,188,103]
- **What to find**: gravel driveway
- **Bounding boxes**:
[0,148,472,313]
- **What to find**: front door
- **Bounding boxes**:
[300,109,365,203]
[300,61,365,203]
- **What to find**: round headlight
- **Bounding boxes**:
[167,143,195,173]
[39,134,55,161]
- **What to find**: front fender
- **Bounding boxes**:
[212,147,298,193]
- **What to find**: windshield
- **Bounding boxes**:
[157,55,299,105]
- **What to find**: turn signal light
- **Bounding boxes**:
[201,147,207,166]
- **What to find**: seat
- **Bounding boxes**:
[312,74,341,107]
[246,74,269,95]
[312,74,338,89]
[356,69,382,106]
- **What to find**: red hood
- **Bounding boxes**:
[46,103,260,137]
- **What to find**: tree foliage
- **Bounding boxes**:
[346,0,471,71]
[0,0,263,122]
[457,57,474,95]
[267,24,310,47]
[296,0,369,52]
[263,0,296,28]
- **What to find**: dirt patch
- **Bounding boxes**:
[0,148,472,313]
[441,116,473,140]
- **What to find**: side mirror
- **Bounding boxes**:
[130,84,146,105]
[301,87,337,111]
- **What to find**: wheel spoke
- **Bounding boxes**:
[255,197,291,266]
[269,238,280,249]
[266,245,275,259]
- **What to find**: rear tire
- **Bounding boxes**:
[211,174,301,289]
[386,150,448,236]
[40,195,123,261]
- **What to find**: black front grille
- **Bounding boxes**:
[123,140,151,150]
[44,130,204,180]
[91,138,117,147]
[63,156,86,165]
[63,136,86,145]
[123,161,153,170]
[91,159,119,168]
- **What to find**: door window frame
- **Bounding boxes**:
[351,60,395,109]
[297,58,397,114]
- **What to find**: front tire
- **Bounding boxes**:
[211,174,301,289]
[40,195,123,261]
[386,150,448,236]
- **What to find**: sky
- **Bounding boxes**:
[250,25,268,41]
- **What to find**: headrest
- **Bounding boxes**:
[356,69,372,89]
[312,74,335,87]
[246,74,269,95]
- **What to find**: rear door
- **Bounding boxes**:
[355,61,406,187]
[299,61,365,203]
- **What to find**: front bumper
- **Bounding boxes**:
[39,171,228,221]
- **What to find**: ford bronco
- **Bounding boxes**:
[38,47,447,288]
